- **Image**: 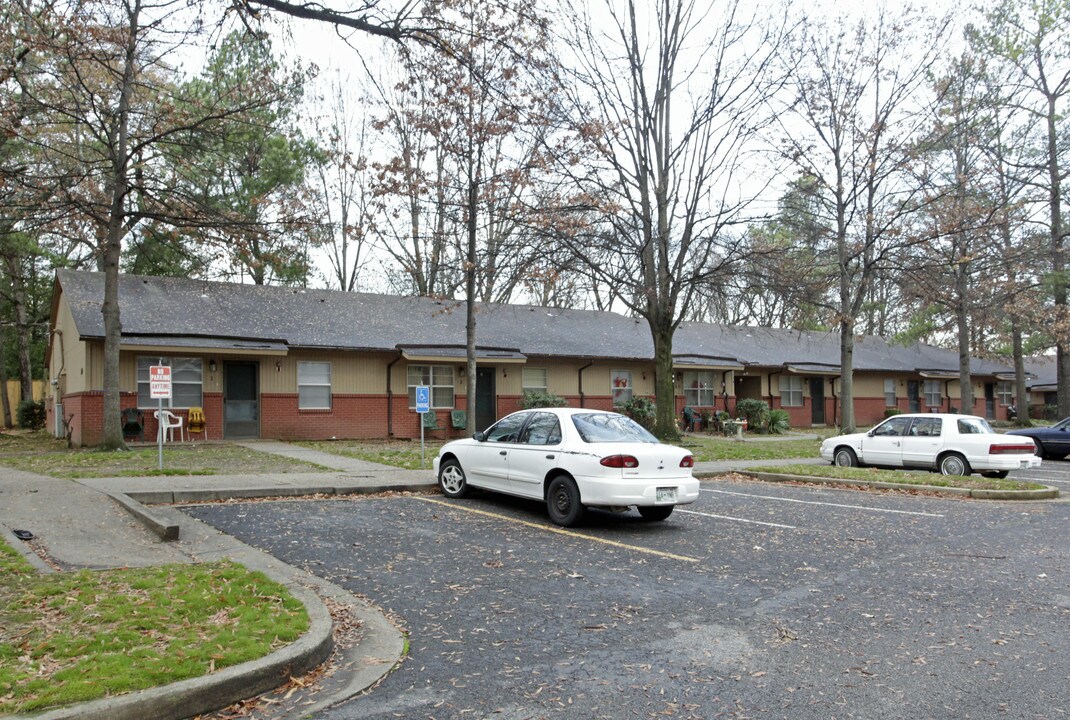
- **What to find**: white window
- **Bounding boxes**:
[522,367,548,394]
[924,380,942,407]
[407,365,455,409]
[298,362,332,409]
[137,357,202,409]
[611,369,632,405]
[779,375,804,407]
[885,379,897,407]
[683,370,716,407]
[997,381,1013,405]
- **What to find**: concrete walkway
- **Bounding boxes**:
[0,444,435,720]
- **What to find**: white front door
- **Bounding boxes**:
[861,415,912,467]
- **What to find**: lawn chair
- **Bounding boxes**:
[187,406,206,440]
[154,410,186,443]
[450,410,467,430]
[121,408,144,441]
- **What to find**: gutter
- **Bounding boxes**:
[385,351,403,437]
[578,361,594,408]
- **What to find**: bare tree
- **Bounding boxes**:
[973,0,1070,417]
[559,0,789,438]
[313,76,376,292]
[776,9,951,432]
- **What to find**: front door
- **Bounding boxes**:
[224,361,259,439]
[907,381,921,413]
[809,378,825,425]
[984,383,995,419]
[475,367,497,432]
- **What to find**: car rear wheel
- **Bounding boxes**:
[638,506,674,522]
[834,447,859,467]
[939,453,971,476]
[546,475,585,527]
[438,458,471,498]
[982,470,1010,479]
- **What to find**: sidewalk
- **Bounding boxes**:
[0,442,438,720]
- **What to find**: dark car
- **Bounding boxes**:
[1006,417,1070,459]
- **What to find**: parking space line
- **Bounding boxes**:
[701,488,945,517]
[415,497,700,563]
[676,508,797,529]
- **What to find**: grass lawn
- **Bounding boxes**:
[296,439,444,469]
[0,430,331,478]
[746,463,1047,491]
[678,434,823,462]
[0,541,308,715]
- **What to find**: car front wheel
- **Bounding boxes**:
[638,505,674,522]
[546,475,585,527]
[1033,441,1046,459]
[834,447,859,467]
[439,458,471,498]
[939,453,971,476]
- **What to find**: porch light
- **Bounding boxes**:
[209,360,217,373]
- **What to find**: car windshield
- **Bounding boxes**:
[571,413,658,443]
[957,417,994,434]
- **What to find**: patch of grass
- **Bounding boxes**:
[0,551,308,715]
[679,436,822,462]
[0,438,330,479]
[748,463,1046,491]
[296,440,444,469]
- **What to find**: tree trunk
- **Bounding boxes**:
[1012,322,1029,425]
[839,320,855,433]
[100,0,141,450]
[650,318,678,440]
[10,256,34,404]
[955,273,973,415]
[0,327,12,428]
[1047,95,1069,417]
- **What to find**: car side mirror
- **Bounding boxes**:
[867,430,876,437]
[472,431,486,442]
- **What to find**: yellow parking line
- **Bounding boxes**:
[415,496,699,563]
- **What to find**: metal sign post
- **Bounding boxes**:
[415,385,430,466]
[149,365,172,470]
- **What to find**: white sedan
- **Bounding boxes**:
[433,408,699,526]
[820,413,1041,478]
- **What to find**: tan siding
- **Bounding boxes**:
[52,295,89,394]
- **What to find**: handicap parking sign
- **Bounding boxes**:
[415,385,430,413]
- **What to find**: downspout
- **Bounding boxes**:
[945,379,952,413]
[386,351,402,438]
[578,360,594,408]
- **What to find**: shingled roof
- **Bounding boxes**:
[55,270,1012,375]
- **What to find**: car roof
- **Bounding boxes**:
[887,413,986,421]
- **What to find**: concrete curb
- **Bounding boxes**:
[21,582,333,720]
[124,482,438,506]
[107,492,179,541]
[713,470,1061,500]
[0,527,54,574]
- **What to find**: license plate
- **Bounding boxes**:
[1021,460,1030,469]
[656,487,677,503]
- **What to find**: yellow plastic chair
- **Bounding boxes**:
[187,406,206,440]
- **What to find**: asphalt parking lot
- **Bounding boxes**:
[184,464,1070,720]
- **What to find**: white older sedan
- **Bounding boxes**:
[820,413,1041,478]
[433,408,699,526]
